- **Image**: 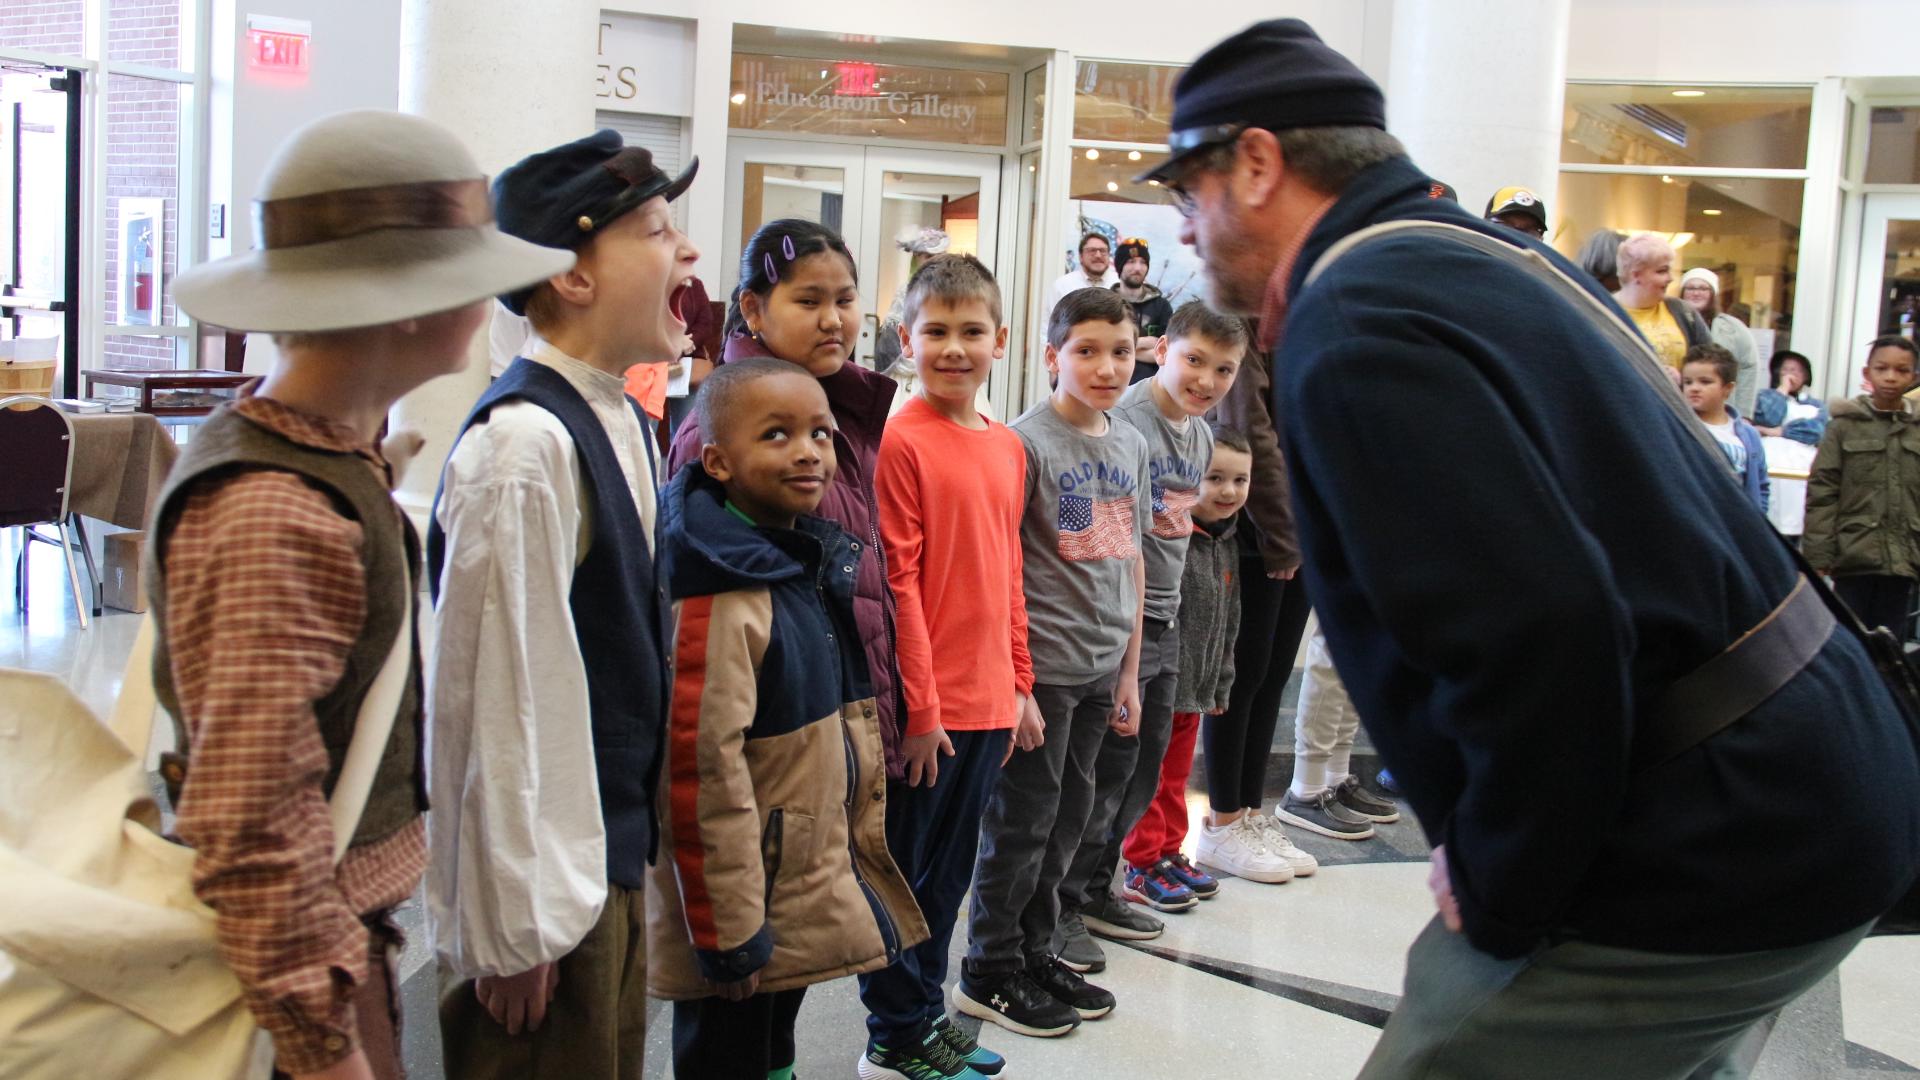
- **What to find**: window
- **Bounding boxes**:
[1060,63,1191,312]
[1865,107,1920,185]
[1,2,85,55]
[1072,61,1178,144]
[1557,82,1815,349]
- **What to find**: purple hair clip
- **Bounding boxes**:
[764,252,779,284]
[782,236,797,261]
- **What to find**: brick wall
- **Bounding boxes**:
[0,0,84,56]
[102,0,184,371]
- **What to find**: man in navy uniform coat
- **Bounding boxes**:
[1143,19,1920,1079]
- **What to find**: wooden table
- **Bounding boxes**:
[60,411,182,614]
[82,368,254,418]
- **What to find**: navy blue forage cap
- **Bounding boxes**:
[492,129,698,314]
[1136,19,1386,184]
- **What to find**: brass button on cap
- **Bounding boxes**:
[577,215,594,231]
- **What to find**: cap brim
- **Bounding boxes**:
[659,157,699,203]
[176,227,575,333]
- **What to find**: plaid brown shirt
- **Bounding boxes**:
[163,396,426,1073]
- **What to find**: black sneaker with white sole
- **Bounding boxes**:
[1080,891,1164,941]
[1028,956,1115,1020]
[1334,774,1401,823]
[954,965,1081,1038]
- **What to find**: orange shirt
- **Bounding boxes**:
[622,362,669,420]
[875,396,1033,733]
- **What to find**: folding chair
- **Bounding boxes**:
[0,395,92,628]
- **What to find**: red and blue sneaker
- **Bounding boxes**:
[1163,853,1220,899]
[1123,859,1199,911]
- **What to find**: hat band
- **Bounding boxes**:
[256,178,493,250]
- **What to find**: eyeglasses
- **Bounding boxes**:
[1159,123,1246,218]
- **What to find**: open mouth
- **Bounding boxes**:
[667,279,691,330]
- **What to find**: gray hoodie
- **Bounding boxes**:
[1173,514,1242,714]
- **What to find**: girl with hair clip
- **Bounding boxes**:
[666,218,911,779]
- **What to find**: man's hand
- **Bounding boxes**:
[1109,681,1141,737]
[293,1050,376,1080]
[1005,694,1045,763]
[1429,844,1463,933]
[475,961,560,1035]
[1267,565,1299,581]
[902,726,954,787]
[713,970,760,1002]
[1207,707,1226,716]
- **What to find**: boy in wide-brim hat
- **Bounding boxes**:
[424,129,700,1080]
[153,108,570,1080]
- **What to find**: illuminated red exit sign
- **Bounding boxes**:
[246,17,311,75]
[836,63,880,96]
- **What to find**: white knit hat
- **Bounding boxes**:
[1680,267,1720,293]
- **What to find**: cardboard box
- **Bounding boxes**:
[104,531,149,614]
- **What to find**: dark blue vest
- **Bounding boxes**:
[427,357,669,887]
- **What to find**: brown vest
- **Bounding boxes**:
[146,405,427,846]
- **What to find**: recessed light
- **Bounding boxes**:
[1085,148,1100,161]
[1128,150,1142,161]
[1147,179,1161,187]
[1106,181,1119,192]
[730,92,746,105]
[1027,164,1037,173]
[1661,175,1674,184]
[1671,90,1707,98]
[1702,208,1723,216]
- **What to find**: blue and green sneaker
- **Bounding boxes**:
[932,1014,1005,1076]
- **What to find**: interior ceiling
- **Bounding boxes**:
[733,24,1048,68]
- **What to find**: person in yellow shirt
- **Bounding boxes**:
[1613,233,1708,371]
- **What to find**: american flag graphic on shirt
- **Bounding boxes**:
[1151,485,1198,539]
[1058,493,1138,561]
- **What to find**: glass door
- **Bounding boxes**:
[721,138,866,306]
[0,65,80,396]
[1848,194,1920,386]
[856,146,1002,380]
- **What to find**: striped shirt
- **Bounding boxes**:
[162,395,426,1074]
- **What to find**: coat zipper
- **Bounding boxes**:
[822,548,901,963]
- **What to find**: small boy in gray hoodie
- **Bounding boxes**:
[1120,427,1255,897]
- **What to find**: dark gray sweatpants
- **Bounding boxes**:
[1066,617,1181,908]
[964,673,1117,975]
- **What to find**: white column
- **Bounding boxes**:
[388,0,598,524]
[1386,0,1571,225]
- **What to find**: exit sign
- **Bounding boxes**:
[246,16,311,75]
[836,62,880,96]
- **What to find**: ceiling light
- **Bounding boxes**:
[1702,208,1723,216]
[730,92,746,105]
[1671,89,1706,98]
[1106,181,1119,192]
[1027,163,1036,172]
[1147,179,1161,187]
[1661,175,1674,184]
[1085,148,1100,161]
[1128,150,1142,161]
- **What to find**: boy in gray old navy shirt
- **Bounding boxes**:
[1065,302,1247,945]
[959,287,1150,1037]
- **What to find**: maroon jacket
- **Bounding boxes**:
[666,334,907,778]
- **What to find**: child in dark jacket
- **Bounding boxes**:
[1806,336,1920,636]
[1122,428,1254,894]
[650,358,927,1080]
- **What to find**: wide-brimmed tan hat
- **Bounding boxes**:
[175,109,574,333]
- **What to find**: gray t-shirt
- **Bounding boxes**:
[1012,399,1152,684]
[1113,380,1214,623]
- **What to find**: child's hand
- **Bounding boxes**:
[1109,683,1141,737]
[713,971,760,1002]
[1005,694,1045,764]
[903,726,955,787]
[1207,707,1226,716]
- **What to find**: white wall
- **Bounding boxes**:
[1566,0,1919,82]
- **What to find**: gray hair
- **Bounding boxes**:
[1186,125,1406,194]
[1576,229,1624,283]
[1616,233,1676,281]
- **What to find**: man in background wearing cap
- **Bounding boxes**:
[1149,17,1920,1078]
[1112,237,1175,384]
[1484,186,1549,240]
[156,109,570,1080]
[426,130,699,1079]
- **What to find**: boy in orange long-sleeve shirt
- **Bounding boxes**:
[857,254,1042,1080]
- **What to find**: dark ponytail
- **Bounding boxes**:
[723,218,859,340]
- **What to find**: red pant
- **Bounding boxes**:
[1123,710,1201,868]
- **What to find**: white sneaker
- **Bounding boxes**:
[1249,812,1319,877]
[1195,814,1294,883]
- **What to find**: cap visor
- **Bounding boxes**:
[661,157,699,203]
[176,228,574,333]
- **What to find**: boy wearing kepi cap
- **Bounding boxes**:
[154,110,568,1080]
[426,130,700,1079]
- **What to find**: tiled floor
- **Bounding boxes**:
[6,533,1916,1079]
